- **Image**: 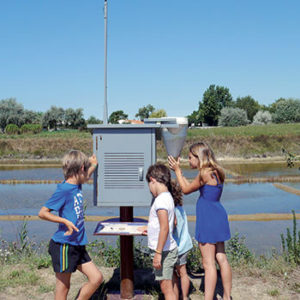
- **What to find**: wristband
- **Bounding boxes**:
[155,249,162,254]
[92,163,98,168]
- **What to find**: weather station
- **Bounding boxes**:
[88,1,188,299]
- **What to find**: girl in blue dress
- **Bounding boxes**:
[168,142,232,300]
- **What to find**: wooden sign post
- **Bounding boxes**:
[120,206,134,299]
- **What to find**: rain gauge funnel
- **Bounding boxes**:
[144,117,188,158]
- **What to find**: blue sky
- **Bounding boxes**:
[1,0,300,119]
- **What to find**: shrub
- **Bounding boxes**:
[273,99,300,123]
[5,124,19,135]
[20,124,42,134]
[281,210,300,264]
[218,107,249,127]
[187,239,202,272]
[252,110,272,125]
[226,233,254,265]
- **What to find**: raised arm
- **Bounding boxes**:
[86,154,98,180]
[168,156,201,194]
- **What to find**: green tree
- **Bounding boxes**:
[187,110,202,127]
[87,116,103,124]
[0,98,24,130]
[42,106,65,130]
[135,104,155,121]
[23,110,42,124]
[234,96,260,121]
[65,108,85,129]
[108,110,128,124]
[199,85,233,126]
[218,107,249,127]
[273,98,300,123]
[268,98,287,114]
[149,109,167,118]
[252,111,272,125]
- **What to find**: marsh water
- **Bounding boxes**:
[0,162,300,255]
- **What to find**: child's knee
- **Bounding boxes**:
[175,265,186,278]
[202,259,216,270]
[160,279,173,293]
[90,270,103,287]
[56,283,70,296]
[216,253,228,266]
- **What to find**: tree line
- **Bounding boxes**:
[188,84,300,127]
[1,84,300,134]
[0,98,167,133]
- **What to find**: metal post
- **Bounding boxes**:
[120,206,134,299]
[103,0,108,124]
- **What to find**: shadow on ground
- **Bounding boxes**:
[90,268,224,299]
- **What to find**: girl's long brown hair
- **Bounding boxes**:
[146,163,183,206]
[189,142,225,183]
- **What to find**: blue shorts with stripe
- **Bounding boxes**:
[48,239,91,273]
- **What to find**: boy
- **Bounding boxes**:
[39,150,103,300]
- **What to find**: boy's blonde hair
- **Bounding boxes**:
[62,150,90,180]
[189,142,225,183]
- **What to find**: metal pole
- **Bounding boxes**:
[103,0,108,124]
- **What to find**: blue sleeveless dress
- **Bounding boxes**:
[195,175,231,244]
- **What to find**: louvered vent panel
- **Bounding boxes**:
[104,152,145,189]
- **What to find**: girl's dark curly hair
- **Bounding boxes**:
[146,163,183,206]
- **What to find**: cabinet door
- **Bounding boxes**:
[94,128,155,206]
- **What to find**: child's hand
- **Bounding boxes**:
[64,220,79,236]
[137,225,148,235]
[168,156,180,172]
[89,154,98,166]
[153,253,162,270]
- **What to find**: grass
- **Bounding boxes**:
[1,123,300,160]
[0,229,299,298]
[187,123,300,138]
[267,289,280,297]
[0,129,91,139]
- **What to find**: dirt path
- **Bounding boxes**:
[0,266,299,300]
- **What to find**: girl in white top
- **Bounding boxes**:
[140,163,182,300]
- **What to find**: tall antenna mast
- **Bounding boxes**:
[103,0,108,124]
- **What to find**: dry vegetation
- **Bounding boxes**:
[1,123,300,160]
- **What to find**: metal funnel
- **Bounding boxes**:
[161,117,188,158]
[144,117,188,158]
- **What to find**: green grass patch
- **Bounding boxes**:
[0,129,91,139]
[0,269,39,290]
[1,124,300,159]
[187,123,300,138]
[267,289,280,296]
[38,284,53,294]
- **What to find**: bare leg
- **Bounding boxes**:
[160,279,177,300]
[55,272,71,300]
[172,270,180,300]
[216,242,232,300]
[76,261,103,300]
[199,243,217,300]
[176,264,190,300]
